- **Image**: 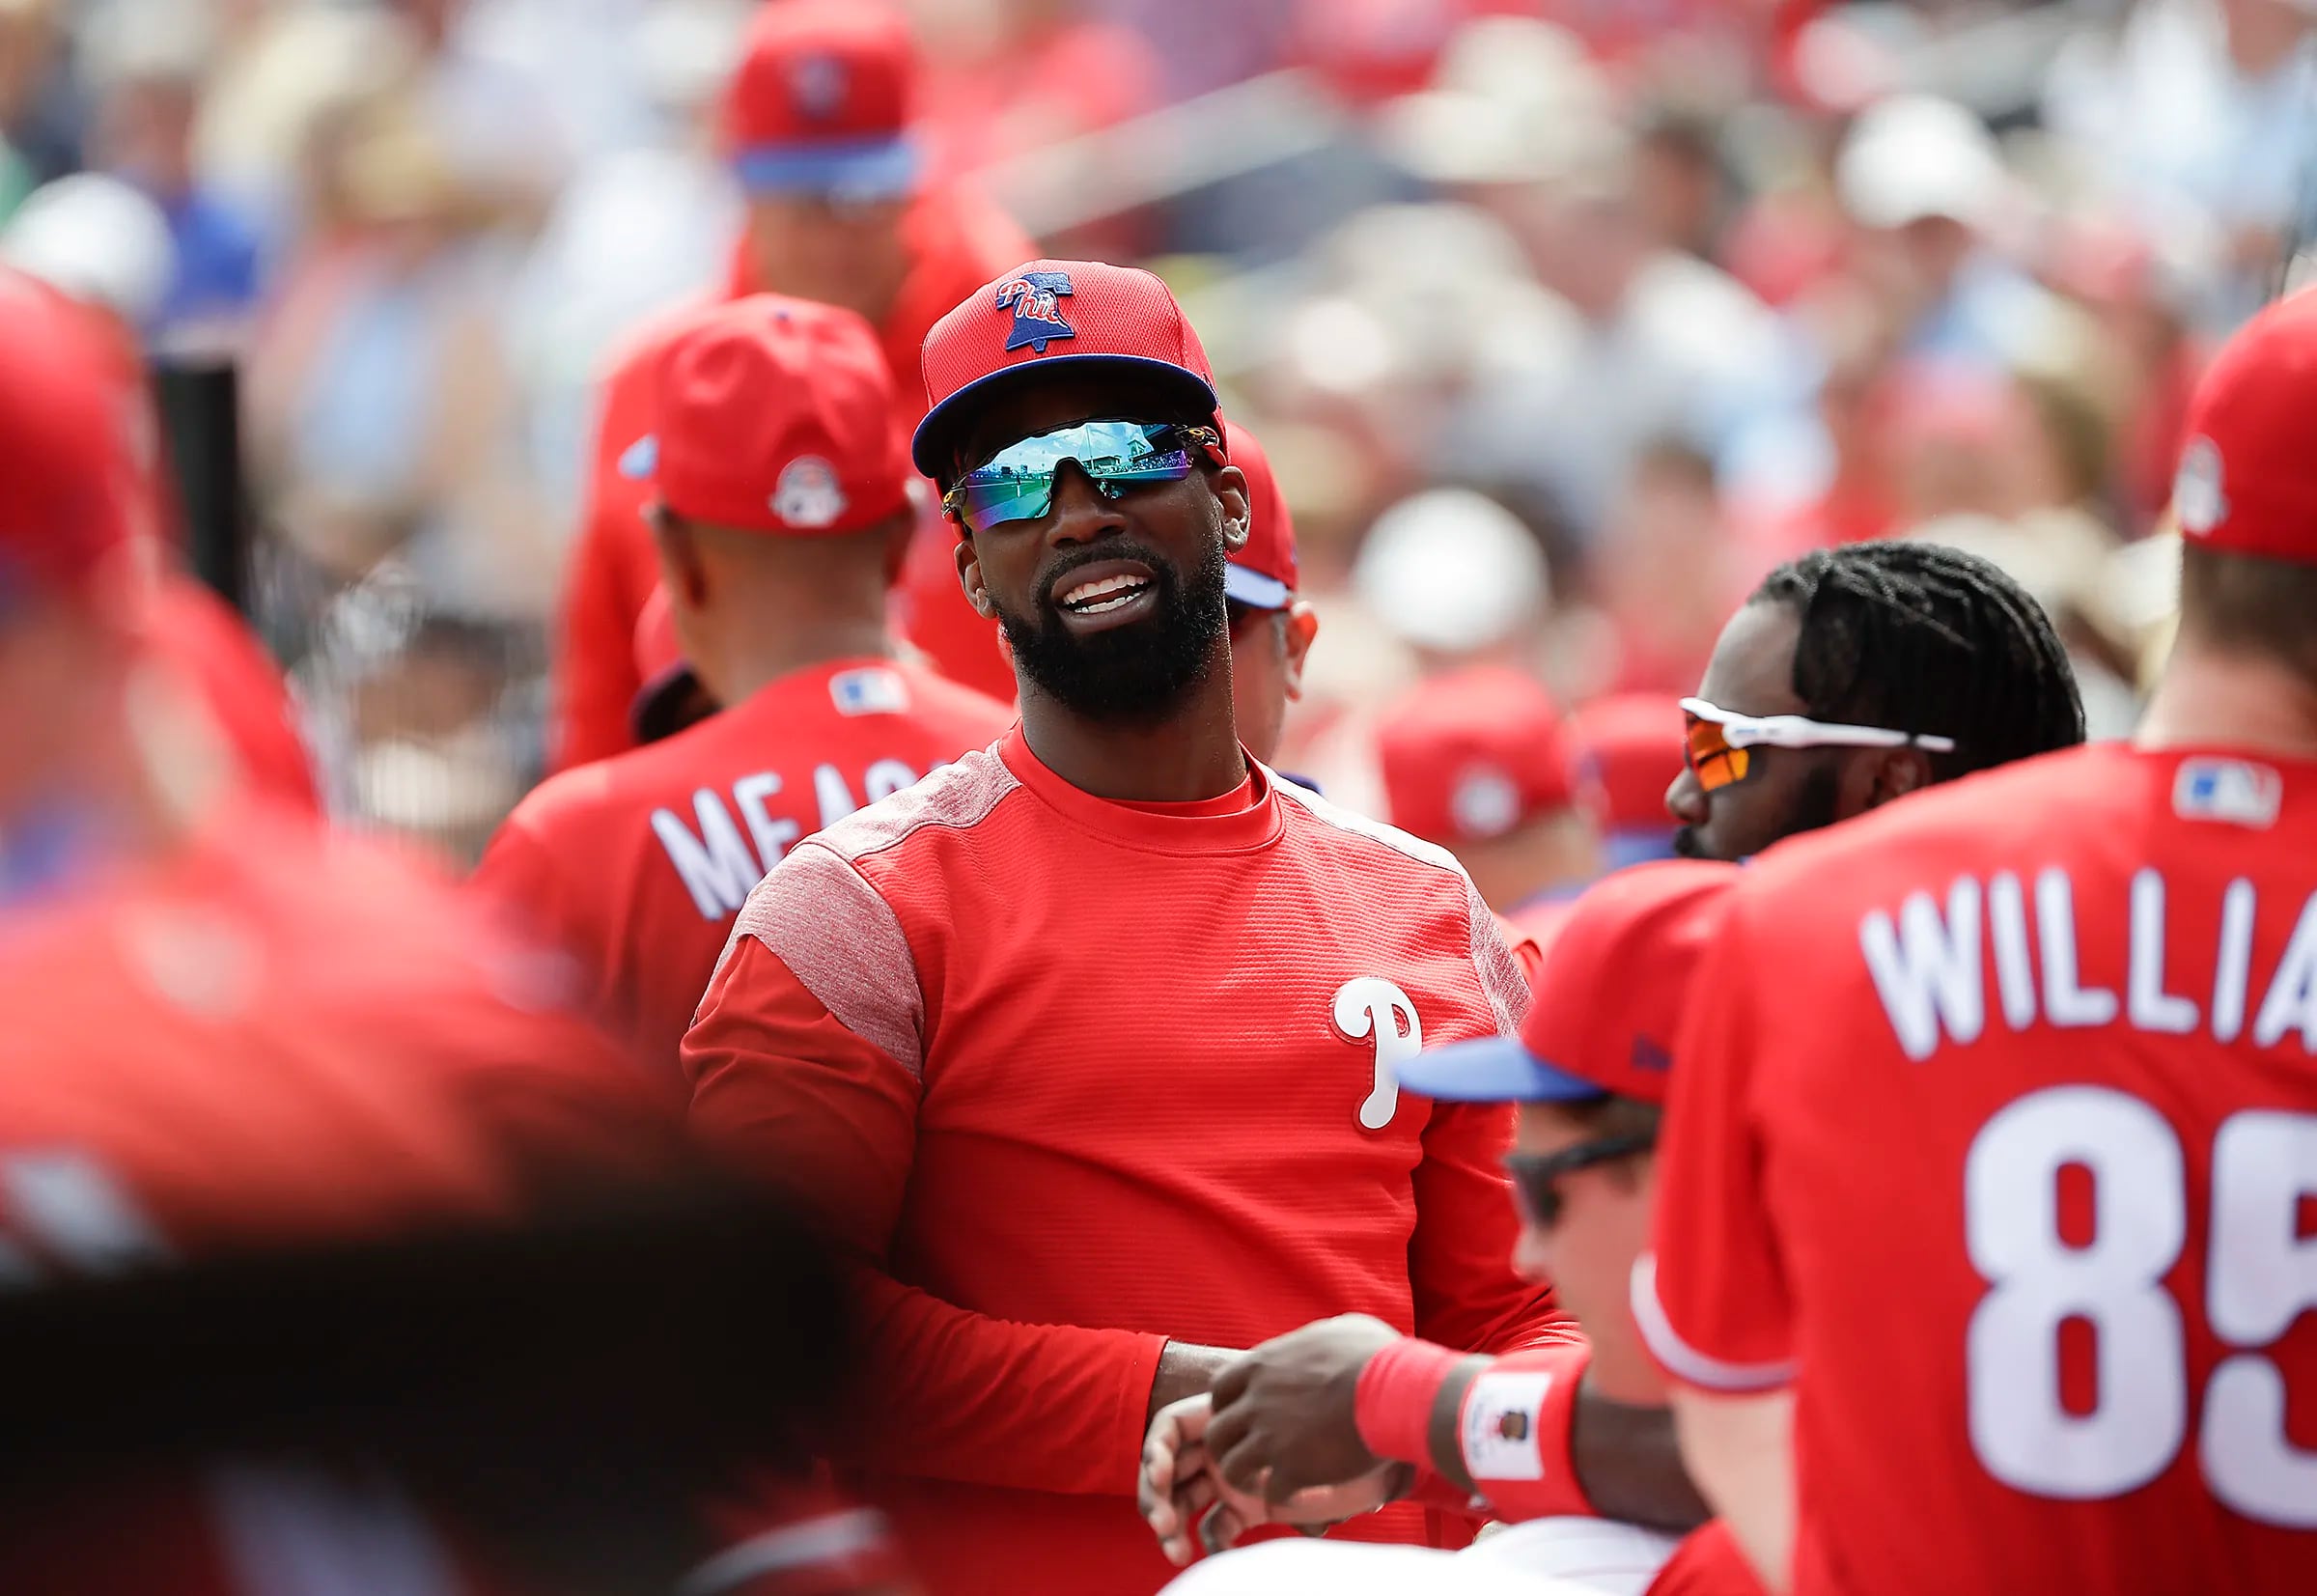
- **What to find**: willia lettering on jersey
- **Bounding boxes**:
[1860,869,2317,1061]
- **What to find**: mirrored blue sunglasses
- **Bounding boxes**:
[943,419,1221,535]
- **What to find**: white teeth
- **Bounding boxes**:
[1076,593,1139,614]
[1060,573,1151,608]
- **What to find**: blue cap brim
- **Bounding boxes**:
[1394,1035,1607,1104]
[733,136,919,202]
[912,356,1220,480]
[1224,565,1289,608]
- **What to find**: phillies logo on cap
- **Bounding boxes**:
[772,456,847,528]
[995,270,1075,353]
[789,53,849,121]
[2174,436,2227,537]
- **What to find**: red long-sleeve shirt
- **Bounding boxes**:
[684,728,1576,1595]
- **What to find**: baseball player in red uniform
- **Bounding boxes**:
[475,294,1009,1075]
[1143,863,1759,1596]
[682,258,1576,1596]
[1639,292,2317,1592]
[551,0,1029,771]
[1128,540,2088,1582]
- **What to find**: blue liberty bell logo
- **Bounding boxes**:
[995,270,1075,353]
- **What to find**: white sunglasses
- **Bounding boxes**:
[1682,696,1956,791]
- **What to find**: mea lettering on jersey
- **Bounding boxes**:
[651,759,929,920]
[1859,869,2317,1061]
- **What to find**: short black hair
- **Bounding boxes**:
[1751,541,2086,780]
[2179,544,2317,686]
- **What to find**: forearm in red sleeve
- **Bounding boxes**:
[684,938,1169,1498]
[1408,1097,1581,1355]
[1356,1337,1595,1522]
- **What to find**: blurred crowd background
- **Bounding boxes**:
[13,0,2307,859]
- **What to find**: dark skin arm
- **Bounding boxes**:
[1426,1358,1711,1530]
[1149,1341,1241,1423]
[1196,1315,1708,1530]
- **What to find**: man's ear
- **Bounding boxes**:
[954,533,995,619]
[1281,599,1320,703]
[649,504,710,609]
[1211,465,1251,555]
[1849,746,1932,817]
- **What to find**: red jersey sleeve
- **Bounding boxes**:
[684,847,1168,1498]
[1410,896,1576,1355]
[1409,1096,1578,1354]
[1636,889,1796,1392]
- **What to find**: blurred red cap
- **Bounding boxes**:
[0,271,145,611]
[1568,693,1686,830]
[648,294,909,537]
[1378,667,1576,846]
[1397,860,1739,1106]
[1224,419,1298,609]
[2172,288,2317,566]
[913,258,1221,479]
[720,0,919,200]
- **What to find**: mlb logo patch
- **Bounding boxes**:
[772,456,848,529]
[2173,436,2227,538]
[617,434,658,480]
[830,667,908,717]
[2174,758,2280,829]
[789,53,849,122]
[1450,765,1521,840]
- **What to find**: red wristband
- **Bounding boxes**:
[1354,1336,1464,1467]
[1453,1340,1598,1521]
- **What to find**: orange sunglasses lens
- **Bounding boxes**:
[1684,714,1750,792]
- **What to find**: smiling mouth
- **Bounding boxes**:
[1056,572,1154,615]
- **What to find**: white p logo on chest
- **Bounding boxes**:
[1333,977,1421,1132]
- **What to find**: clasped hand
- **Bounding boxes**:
[1136,1314,1414,1566]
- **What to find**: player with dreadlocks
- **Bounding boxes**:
[1130,538,2087,1596]
[1668,539,2085,863]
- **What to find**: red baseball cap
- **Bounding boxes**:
[0,271,145,613]
[646,294,910,537]
[1396,860,1740,1105]
[1568,693,1687,867]
[720,0,919,202]
[1225,419,1298,609]
[912,258,1223,479]
[2172,287,2317,565]
[1378,667,1577,845]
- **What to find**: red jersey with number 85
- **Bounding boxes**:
[1640,743,2317,1593]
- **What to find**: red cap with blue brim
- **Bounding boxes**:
[720,0,920,203]
[914,258,1222,481]
[1224,418,1298,609]
[1394,860,1740,1106]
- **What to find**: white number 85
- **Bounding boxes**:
[1966,1086,2317,1526]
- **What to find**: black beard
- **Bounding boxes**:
[992,534,1229,724]
[1674,758,1845,862]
